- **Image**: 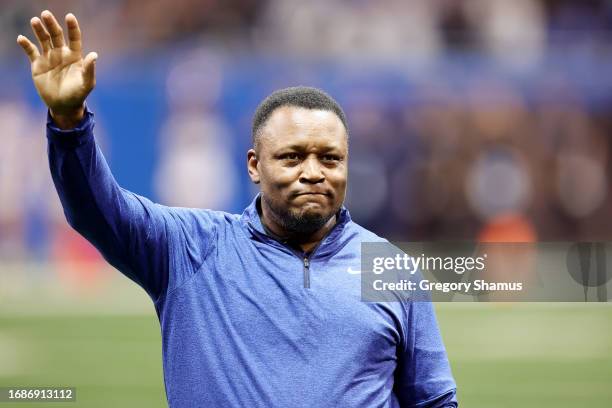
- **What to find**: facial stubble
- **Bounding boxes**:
[261,193,340,237]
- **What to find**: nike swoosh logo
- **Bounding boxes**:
[347,267,362,274]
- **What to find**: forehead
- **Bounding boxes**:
[259,106,347,152]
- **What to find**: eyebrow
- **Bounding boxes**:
[276,144,343,153]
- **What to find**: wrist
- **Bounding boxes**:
[50,105,85,130]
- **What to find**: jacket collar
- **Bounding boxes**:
[240,193,353,258]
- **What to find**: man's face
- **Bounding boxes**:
[247,106,348,235]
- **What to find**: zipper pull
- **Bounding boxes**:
[303,258,310,289]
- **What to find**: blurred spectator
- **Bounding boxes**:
[155,48,238,209]
[256,0,440,61]
[0,100,31,261]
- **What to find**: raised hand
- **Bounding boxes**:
[17,10,98,128]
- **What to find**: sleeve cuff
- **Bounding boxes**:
[46,106,96,148]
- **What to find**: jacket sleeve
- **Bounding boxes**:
[394,299,458,407]
[47,107,217,302]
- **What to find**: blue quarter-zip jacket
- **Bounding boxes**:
[46,108,458,407]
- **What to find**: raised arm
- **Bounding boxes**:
[17,11,216,302]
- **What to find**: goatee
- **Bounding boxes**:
[262,194,338,236]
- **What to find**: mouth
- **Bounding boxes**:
[294,192,330,197]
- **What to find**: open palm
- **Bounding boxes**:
[17,10,97,117]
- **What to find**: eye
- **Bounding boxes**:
[321,154,341,163]
[279,153,301,164]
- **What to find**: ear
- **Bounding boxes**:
[247,149,260,184]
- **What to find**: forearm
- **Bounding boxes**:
[395,300,458,407]
[47,107,123,244]
[47,107,169,299]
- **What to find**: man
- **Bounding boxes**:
[17,10,458,407]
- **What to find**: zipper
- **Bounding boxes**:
[248,220,337,289]
[299,239,326,289]
[303,257,310,289]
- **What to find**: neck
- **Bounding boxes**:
[259,199,337,254]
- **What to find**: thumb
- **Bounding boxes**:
[82,51,98,89]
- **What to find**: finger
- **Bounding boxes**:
[16,35,40,62]
[82,52,98,89]
[30,17,52,53]
[41,10,65,48]
[65,13,81,52]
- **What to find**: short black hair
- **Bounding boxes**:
[252,86,348,150]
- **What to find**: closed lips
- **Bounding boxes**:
[295,193,330,199]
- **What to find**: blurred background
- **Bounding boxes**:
[0,0,611,407]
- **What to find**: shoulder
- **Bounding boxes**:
[163,206,240,233]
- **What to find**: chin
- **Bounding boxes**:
[295,203,330,218]
[280,205,332,233]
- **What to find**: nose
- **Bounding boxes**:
[299,156,325,184]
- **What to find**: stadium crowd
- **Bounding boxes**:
[1,0,612,273]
